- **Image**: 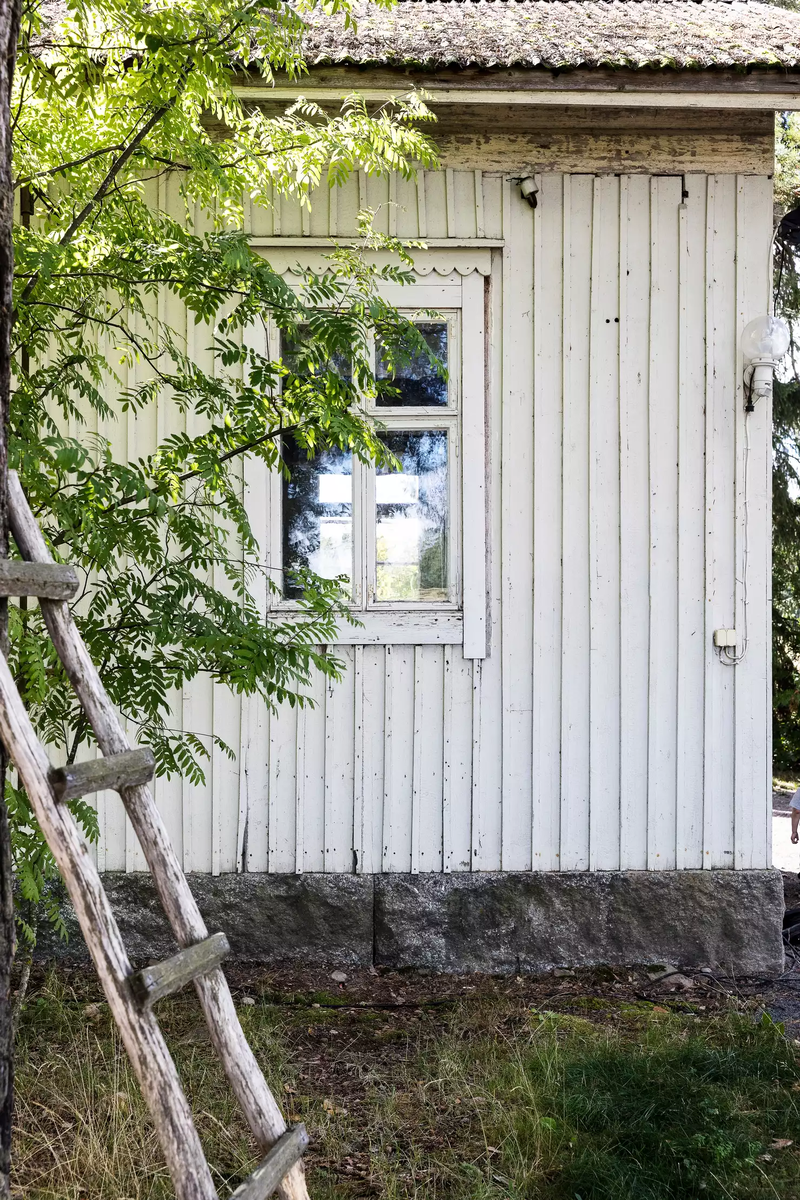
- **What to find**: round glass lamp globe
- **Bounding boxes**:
[741,315,791,362]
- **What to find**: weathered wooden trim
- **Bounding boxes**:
[233,92,776,173]
[237,64,800,99]
[50,747,155,803]
[235,99,775,133]
[432,131,774,177]
[231,1126,310,1200]
[129,932,231,1010]
[236,78,800,110]
[6,471,310,1200]
[0,559,78,599]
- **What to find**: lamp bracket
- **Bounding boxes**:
[746,356,777,370]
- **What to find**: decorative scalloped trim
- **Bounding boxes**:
[255,248,493,277]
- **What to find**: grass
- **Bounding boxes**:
[11,969,800,1200]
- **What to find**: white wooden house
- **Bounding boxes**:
[92,0,800,974]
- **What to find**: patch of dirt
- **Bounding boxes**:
[20,957,782,1023]
[19,958,800,1073]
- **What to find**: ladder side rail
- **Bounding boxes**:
[8,472,310,1200]
[0,650,217,1200]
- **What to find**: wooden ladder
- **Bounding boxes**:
[0,470,311,1200]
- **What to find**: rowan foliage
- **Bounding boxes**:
[10,0,438,928]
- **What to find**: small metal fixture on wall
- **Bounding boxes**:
[519,176,538,209]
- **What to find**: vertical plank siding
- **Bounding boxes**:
[704,176,739,869]
[733,177,774,870]
[618,175,651,871]
[531,173,564,872]
[588,175,622,871]
[95,170,772,876]
[646,177,682,871]
[559,175,593,873]
[676,176,709,870]
[500,176,535,871]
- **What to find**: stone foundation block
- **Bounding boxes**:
[36,868,784,975]
[374,870,785,975]
[37,872,375,966]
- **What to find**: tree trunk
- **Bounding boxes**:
[0,0,21,1193]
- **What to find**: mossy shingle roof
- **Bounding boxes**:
[301,0,800,71]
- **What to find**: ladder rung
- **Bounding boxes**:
[49,747,155,802]
[230,1126,310,1200]
[0,559,78,599]
[128,932,231,1010]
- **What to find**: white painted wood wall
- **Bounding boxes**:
[91,168,774,876]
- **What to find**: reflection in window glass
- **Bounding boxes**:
[376,322,448,407]
[281,326,351,381]
[375,431,448,602]
[282,441,352,599]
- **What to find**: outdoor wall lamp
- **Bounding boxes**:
[742,315,790,411]
[519,177,538,209]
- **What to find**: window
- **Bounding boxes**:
[280,313,461,611]
[263,270,487,655]
[282,441,353,600]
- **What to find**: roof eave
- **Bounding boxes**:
[236,63,800,109]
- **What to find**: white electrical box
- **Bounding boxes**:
[713,628,738,648]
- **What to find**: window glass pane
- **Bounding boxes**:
[281,326,351,380]
[282,441,352,599]
[375,431,448,602]
[376,321,448,407]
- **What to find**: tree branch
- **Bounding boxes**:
[100,421,304,513]
[17,78,190,308]
[14,142,125,189]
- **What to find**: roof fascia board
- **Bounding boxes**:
[235,84,800,110]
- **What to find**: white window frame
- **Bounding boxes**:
[366,309,460,612]
[260,272,487,656]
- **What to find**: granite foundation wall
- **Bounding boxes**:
[36,869,786,976]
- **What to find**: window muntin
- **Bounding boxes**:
[278,311,460,610]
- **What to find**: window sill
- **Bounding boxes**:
[269,610,464,645]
